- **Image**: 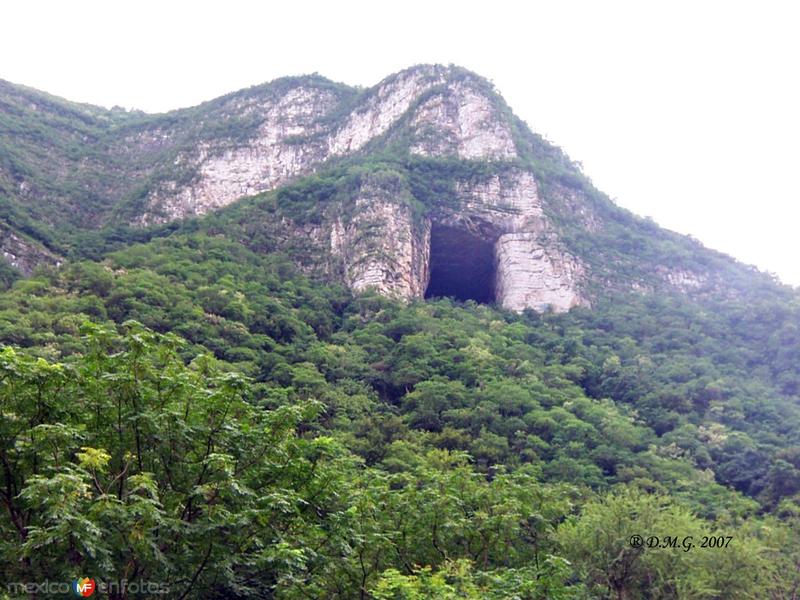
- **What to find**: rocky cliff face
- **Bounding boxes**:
[128,66,588,312]
[0,225,61,275]
[408,81,517,160]
[136,86,341,225]
[4,64,754,310]
[266,168,587,313]
[136,68,446,225]
[331,189,432,300]
[433,170,585,311]
[138,67,520,224]
[494,234,586,311]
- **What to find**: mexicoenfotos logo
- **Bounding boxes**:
[5,577,167,596]
[72,577,96,597]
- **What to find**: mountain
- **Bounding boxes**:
[0,66,786,309]
[1,66,799,598]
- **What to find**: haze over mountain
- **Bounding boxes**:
[1,65,799,598]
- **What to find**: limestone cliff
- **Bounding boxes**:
[136,66,522,225]
[331,190,431,300]
[0,225,61,275]
[2,64,765,310]
[240,167,588,313]
[129,67,588,312]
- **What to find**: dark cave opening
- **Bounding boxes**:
[424,224,496,303]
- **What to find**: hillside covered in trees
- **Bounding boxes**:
[1,67,800,598]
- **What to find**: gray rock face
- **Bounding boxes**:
[130,66,587,312]
[330,191,431,301]
[494,233,586,312]
[436,170,586,311]
[138,67,520,225]
[138,69,449,225]
[137,86,341,225]
[321,169,587,313]
[409,82,517,159]
[328,68,445,156]
[0,226,61,275]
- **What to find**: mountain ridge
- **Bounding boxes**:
[0,65,791,311]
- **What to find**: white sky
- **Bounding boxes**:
[2,0,799,285]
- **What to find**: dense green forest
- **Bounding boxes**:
[1,231,800,598]
[2,67,800,598]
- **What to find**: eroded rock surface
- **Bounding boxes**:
[330,190,431,301]
[139,66,522,225]
[0,226,61,275]
[494,233,586,312]
[321,169,587,313]
[138,86,341,225]
[409,82,517,160]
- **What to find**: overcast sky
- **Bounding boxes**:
[3,1,798,284]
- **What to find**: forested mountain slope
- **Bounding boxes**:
[1,66,787,305]
[1,66,799,598]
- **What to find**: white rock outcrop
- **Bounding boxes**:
[410,83,517,160]
[494,233,585,312]
[328,69,444,156]
[132,67,587,313]
[138,67,522,225]
[331,195,430,300]
[0,227,61,275]
[449,171,543,232]
[322,168,587,313]
[139,87,339,225]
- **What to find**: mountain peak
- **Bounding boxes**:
[0,66,785,312]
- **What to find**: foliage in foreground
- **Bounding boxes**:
[1,322,799,599]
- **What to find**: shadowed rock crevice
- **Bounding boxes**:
[424,224,496,303]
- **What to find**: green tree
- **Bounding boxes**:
[0,321,354,598]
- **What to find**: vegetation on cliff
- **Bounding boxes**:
[2,67,800,598]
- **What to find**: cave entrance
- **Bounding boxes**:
[424,224,496,303]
